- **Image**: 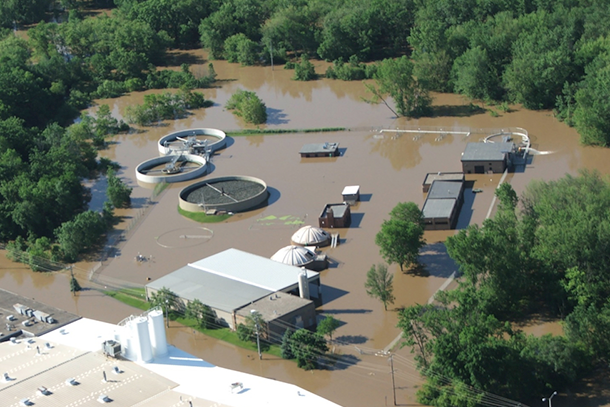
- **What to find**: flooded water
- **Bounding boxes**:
[3,49,610,406]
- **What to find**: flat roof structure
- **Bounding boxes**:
[299,142,340,157]
[342,185,360,195]
[146,249,319,313]
[236,292,312,322]
[428,180,463,200]
[422,173,464,192]
[321,203,349,219]
[146,265,273,312]
[0,288,81,341]
[28,317,341,407]
[422,198,458,219]
[461,142,515,162]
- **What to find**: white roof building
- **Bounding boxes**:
[271,246,316,267]
[291,225,331,246]
[0,315,342,407]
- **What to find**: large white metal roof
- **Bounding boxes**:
[188,248,318,292]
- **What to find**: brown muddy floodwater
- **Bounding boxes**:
[3,52,610,407]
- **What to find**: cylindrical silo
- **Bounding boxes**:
[147,309,168,358]
[298,269,310,300]
[133,317,153,362]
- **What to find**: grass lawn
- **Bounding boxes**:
[178,207,232,223]
[103,287,148,310]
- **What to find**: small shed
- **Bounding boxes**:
[422,180,464,230]
[299,142,340,157]
[319,203,351,228]
[461,142,514,174]
[341,185,360,205]
[422,173,464,193]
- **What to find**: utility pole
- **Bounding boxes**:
[390,354,397,406]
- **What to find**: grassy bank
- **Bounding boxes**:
[226,127,346,136]
[178,207,232,223]
[103,287,148,310]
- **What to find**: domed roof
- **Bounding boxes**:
[291,225,330,246]
[271,246,316,266]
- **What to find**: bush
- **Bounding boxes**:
[326,55,375,81]
[294,55,317,81]
[92,80,126,99]
[225,90,267,125]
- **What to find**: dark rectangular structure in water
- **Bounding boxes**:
[299,142,340,157]
[319,203,351,228]
[461,142,514,174]
[422,180,464,230]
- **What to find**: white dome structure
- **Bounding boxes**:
[271,246,316,267]
[291,225,331,247]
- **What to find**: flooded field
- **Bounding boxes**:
[2,52,610,407]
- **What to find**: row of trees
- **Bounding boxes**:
[398,172,610,406]
[149,286,340,370]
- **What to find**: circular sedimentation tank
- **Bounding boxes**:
[179,176,269,213]
[158,128,226,156]
[135,154,207,184]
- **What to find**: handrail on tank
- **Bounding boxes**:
[117,306,161,327]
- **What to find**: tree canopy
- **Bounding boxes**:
[398,172,610,406]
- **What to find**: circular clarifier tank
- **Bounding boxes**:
[179,176,269,213]
[158,128,226,156]
[135,154,207,184]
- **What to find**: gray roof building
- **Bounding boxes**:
[461,142,515,162]
[421,179,465,230]
[146,249,321,329]
[299,142,340,157]
[422,172,464,192]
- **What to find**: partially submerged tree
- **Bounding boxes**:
[365,56,432,118]
[375,202,425,271]
[290,328,328,370]
[365,263,395,311]
[225,90,268,125]
[317,315,341,343]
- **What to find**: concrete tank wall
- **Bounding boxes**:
[147,310,168,358]
[135,154,207,184]
[179,176,269,213]
[158,128,226,156]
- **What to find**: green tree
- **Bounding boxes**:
[451,46,499,101]
[290,329,328,370]
[224,33,259,66]
[317,315,341,343]
[225,89,267,125]
[106,169,132,208]
[293,54,317,81]
[375,202,425,271]
[237,310,265,343]
[185,299,216,329]
[280,328,295,359]
[366,56,432,118]
[70,275,82,295]
[55,210,106,262]
[149,286,178,312]
[365,263,395,311]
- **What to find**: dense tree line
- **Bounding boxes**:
[398,172,610,406]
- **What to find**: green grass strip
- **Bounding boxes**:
[103,289,282,357]
[103,288,148,310]
[178,206,232,223]
[226,127,346,136]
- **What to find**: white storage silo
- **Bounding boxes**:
[298,269,310,300]
[133,317,153,362]
[147,309,168,358]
